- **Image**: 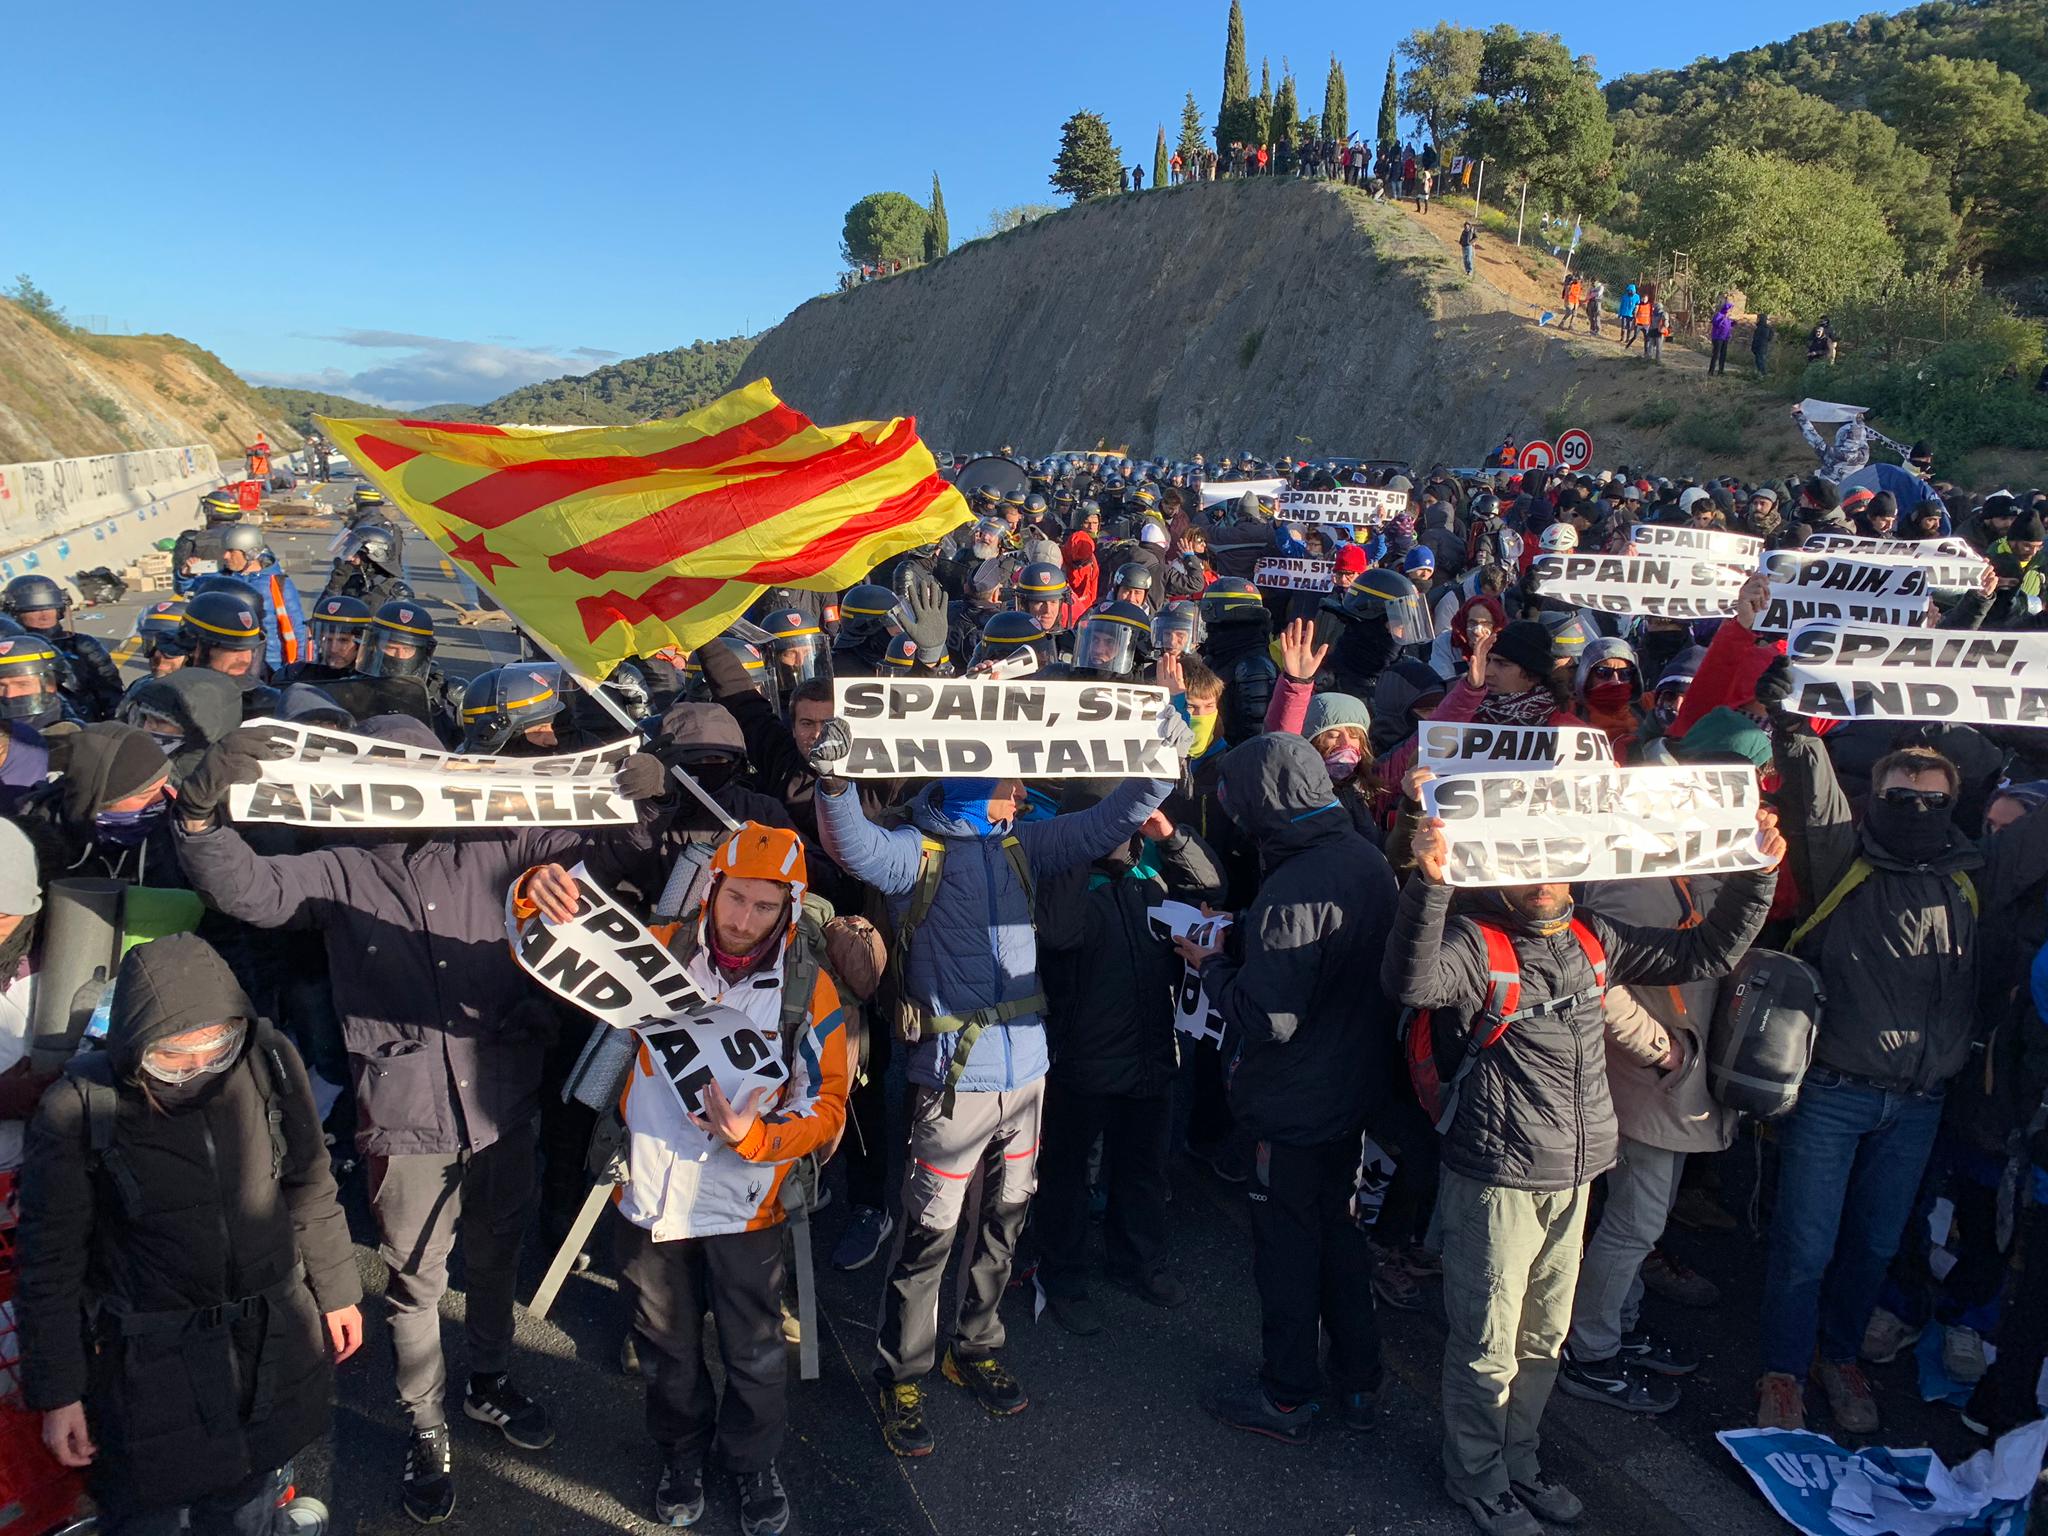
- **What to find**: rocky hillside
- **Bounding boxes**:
[742,177,1824,479]
[0,298,299,464]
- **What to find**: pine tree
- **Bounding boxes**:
[924,171,950,262]
[1050,110,1123,201]
[1154,125,1170,188]
[1218,0,1249,148]
[1178,90,1208,167]
[1274,60,1299,148]
[1323,56,1349,143]
[1256,57,1274,144]
[1378,53,1399,148]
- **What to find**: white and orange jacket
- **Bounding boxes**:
[614,919,851,1242]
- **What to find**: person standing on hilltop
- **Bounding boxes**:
[1751,313,1775,377]
[1587,279,1605,337]
[1709,300,1735,375]
[1617,282,1640,347]
[1460,222,1477,276]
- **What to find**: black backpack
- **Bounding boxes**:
[1705,949,1825,1119]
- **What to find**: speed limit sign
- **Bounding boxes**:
[1517,439,1556,471]
[1557,428,1594,470]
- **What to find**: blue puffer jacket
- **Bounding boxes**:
[816,775,1172,1092]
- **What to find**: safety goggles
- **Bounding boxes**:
[140,1020,247,1084]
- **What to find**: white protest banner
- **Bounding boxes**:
[1146,901,1233,1046]
[1199,477,1287,507]
[1802,533,1989,592]
[1760,551,1929,633]
[1417,721,1614,773]
[1783,621,2048,725]
[505,864,785,1119]
[1278,486,1410,524]
[1528,552,1748,620]
[1423,763,1768,886]
[228,719,638,829]
[1630,523,1762,565]
[832,678,1181,779]
[1253,556,1334,592]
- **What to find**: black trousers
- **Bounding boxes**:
[616,1220,788,1474]
[1249,1136,1383,1406]
[1710,338,1730,373]
[1036,1084,1171,1297]
[842,1022,894,1210]
[1185,1036,1234,1150]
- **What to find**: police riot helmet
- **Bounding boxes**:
[1198,577,1264,626]
[1012,561,1069,610]
[179,588,267,658]
[1112,562,1155,598]
[340,525,398,574]
[761,607,829,688]
[307,594,372,668]
[837,583,906,648]
[0,630,64,727]
[1340,568,1435,643]
[1071,598,1156,679]
[1152,601,1206,656]
[134,597,192,663]
[198,487,243,523]
[359,600,437,679]
[969,610,1051,673]
[3,574,69,623]
[461,664,565,752]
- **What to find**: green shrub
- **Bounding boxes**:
[82,394,123,424]
[1628,398,1680,429]
[1238,329,1264,369]
[1676,403,1752,454]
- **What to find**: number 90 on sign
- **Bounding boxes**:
[1557,428,1594,471]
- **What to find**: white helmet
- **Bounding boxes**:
[1539,523,1579,553]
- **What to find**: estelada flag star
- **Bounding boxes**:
[317,379,970,678]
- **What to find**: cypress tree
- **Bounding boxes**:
[1274,61,1299,148]
[924,171,949,262]
[1255,57,1273,144]
[1218,0,1249,148]
[1323,56,1349,143]
[1153,126,1170,188]
[1378,52,1399,148]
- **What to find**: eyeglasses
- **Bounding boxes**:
[1879,787,1953,811]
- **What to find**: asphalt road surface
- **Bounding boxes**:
[68,487,1991,1535]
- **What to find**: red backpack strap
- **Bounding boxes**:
[1567,917,1608,992]
[1473,921,1523,1047]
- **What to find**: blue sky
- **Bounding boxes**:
[9,0,1855,407]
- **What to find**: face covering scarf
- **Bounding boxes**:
[938,777,1003,836]
[1478,687,1557,726]
[1322,745,1363,783]
[1189,711,1219,758]
[1865,796,1952,865]
[95,801,168,847]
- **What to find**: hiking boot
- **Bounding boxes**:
[1371,1247,1425,1312]
[1861,1307,1923,1365]
[1207,1380,1316,1445]
[1755,1372,1807,1429]
[1618,1329,1698,1377]
[830,1205,894,1272]
[942,1349,1028,1415]
[1640,1249,1719,1308]
[1446,1484,1542,1536]
[1942,1325,1988,1384]
[1558,1351,1679,1414]
[877,1382,934,1457]
[400,1424,456,1525]
[653,1460,705,1527]
[1040,1284,1105,1336]
[734,1464,791,1536]
[1811,1360,1879,1434]
[1669,1187,1737,1232]
[463,1372,555,1450]
[1112,1268,1190,1309]
[1511,1471,1585,1524]
[1339,1389,1377,1432]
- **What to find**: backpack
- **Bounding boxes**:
[65,1026,295,1220]
[1705,949,1825,1118]
[890,833,1043,1112]
[1404,918,1608,1134]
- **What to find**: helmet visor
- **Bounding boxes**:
[770,631,829,686]
[361,633,430,678]
[1072,616,1139,675]
[1382,591,1435,645]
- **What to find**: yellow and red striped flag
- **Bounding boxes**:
[317,379,969,678]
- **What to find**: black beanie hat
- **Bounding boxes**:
[1492,620,1555,681]
[2014,510,2047,543]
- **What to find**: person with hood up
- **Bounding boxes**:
[167,717,673,1522]
[1205,491,1276,583]
[1751,674,2048,1435]
[1174,732,1401,1443]
[1708,300,1735,374]
[1389,804,1779,1536]
[0,822,55,1166]
[805,711,1187,1458]
[17,933,360,1535]
[1616,283,1640,346]
[1574,638,1643,758]
[10,721,177,887]
[1032,784,1226,1336]
[115,667,246,783]
[524,823,850,1536]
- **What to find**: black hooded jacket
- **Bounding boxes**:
[1201,611,1278,746]
[1198,734,1402,1145]
[17,934,359,1513]
[10,721,176,884]
[1383,867,1774,1191]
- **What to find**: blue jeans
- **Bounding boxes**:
[1462,246,1474,275]
[1760,1071,1944,1373]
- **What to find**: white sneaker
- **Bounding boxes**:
[1860,1307,1922,1364]
[1942,1325,1988,1384]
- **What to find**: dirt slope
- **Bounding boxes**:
[0,298,299,463]
[742,177,1819,479]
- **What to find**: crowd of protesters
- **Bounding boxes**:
[1165,135,1462,197]
[4,433,2048,1536]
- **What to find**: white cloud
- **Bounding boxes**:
[242,329,623,408]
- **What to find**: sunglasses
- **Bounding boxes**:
[1879,787,1952,810]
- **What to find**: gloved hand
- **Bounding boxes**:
[613,751,670,802]
[1155,705,1195,759]
[807,718,853,781]
[895,570,950,664]
[173,726,277,820]
[1752,657,1792,714]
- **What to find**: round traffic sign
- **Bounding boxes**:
[1517,439,1555,471]
[1557,428,1594,470]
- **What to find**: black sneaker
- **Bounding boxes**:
[735,1464,792,1536]
[830,1205,894,1272]
[1039,1281,1105,1336]
[1557,1351,1680,1414]
[878,1381,935,1458]
[1340,1389,1377,1432]
[1207,1380,1316,1445]
[653,1460,705,1528]
[942,1348,1028,1415]
[1618,1329,1699,1377]
[463,1372,556,1450]
[401,1424,457,1525]
[1111,1268,1190,1309]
